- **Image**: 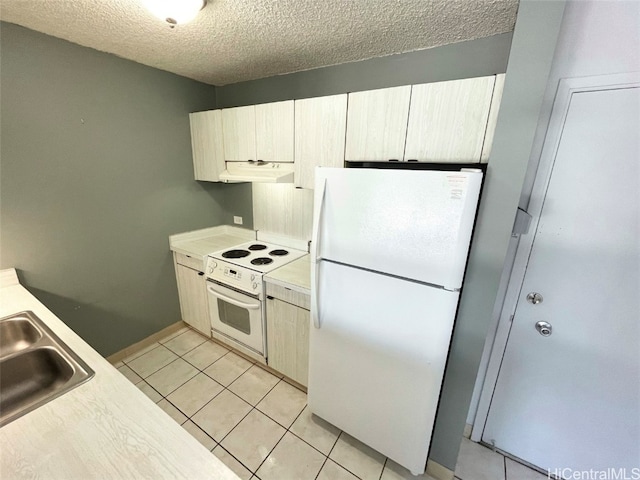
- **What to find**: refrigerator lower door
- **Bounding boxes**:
[308,260,460,474]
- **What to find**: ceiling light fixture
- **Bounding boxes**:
[141,0,207,28]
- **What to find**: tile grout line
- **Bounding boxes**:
[124,344,183,379]
[323,431,370,480]
[378,457,389,480]
[123,326,209,371]
[129,336,363,479]
[503,453,507,480]
[146,356,201,397]
[223,377,288,476]
[215,373,327,478]
[157,347,256,474]
[127,342,537,480]
[178,351,280,475]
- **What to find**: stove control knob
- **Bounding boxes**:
[211,261,217,269]
[251,274,256,281]
[208,267,213,274]
[252,282,258,290]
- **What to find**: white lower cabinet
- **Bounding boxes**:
[174,260,210,337]
[266,292,310,387]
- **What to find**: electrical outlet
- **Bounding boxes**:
[233,216,243,225]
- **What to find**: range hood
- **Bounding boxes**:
[219,161,295,183]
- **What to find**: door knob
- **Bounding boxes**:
[535,321,552,337]
[527,292,543,304]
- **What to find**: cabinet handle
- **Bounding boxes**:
[198,272,204,276]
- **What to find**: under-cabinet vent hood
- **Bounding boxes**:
[219,161,295,183]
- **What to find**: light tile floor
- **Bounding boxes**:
[115,326,544,480]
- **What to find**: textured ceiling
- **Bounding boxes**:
[0,0,519,86]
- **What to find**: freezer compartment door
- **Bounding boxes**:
[308,260,460,474]
[312,167,482,289]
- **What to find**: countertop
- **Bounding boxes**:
[169,224,311,294]
[169,225,255,258]
[0,269,239,480]
[264,255,311,295]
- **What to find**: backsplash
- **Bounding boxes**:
[252,184,313,242]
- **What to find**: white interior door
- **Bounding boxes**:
[482,84,640,473]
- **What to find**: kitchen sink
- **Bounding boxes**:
[0,317,42,356]
[0,311,94,427]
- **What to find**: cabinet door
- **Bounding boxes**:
[345,86,411,161]
[189,110,225,181]
[481,74,505,163]
[404,76,495,162]
[222,105,256,161]
[256,101,294,162]
[266,297,310,386]
[294,94,348,189]
[175,263,210,337]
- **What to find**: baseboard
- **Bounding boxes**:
[106,321,186,364]
[463,423,473,439]
[426,459,455,480]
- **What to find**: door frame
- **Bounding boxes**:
[471,71,640,443]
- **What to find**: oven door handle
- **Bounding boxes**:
[207,285,261,310]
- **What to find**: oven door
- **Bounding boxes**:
[207,281,264,355]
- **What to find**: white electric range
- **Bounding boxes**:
[205,238,307,363]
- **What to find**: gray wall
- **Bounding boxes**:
[215,33,512,107]
[0,23,253,356]
[430,0,566,469]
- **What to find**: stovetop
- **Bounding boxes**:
[209,241,307,274]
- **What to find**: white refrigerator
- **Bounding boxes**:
[308,166,483,475]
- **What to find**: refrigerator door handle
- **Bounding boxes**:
[311,176,328,328]
[311,259,322,328]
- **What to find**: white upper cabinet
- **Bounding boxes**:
[294,94,348,189]
[404,76,495,162]
[189,110,225,181]
[222,105,257,161]
[481,74,505,163]
[345,86,412,161]
[189,75,506,182]
[222,101,294,163]
[256,100,294,162]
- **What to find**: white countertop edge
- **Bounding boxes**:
[263,275,311,296]
[170,244,208,258]
[0,268,19,288]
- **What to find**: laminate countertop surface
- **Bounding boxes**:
[264,255,311,295]
[0,269,239,480]
[169,225,255,258]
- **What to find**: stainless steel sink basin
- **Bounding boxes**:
[0,311,94,427]
[0,317,42,356]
